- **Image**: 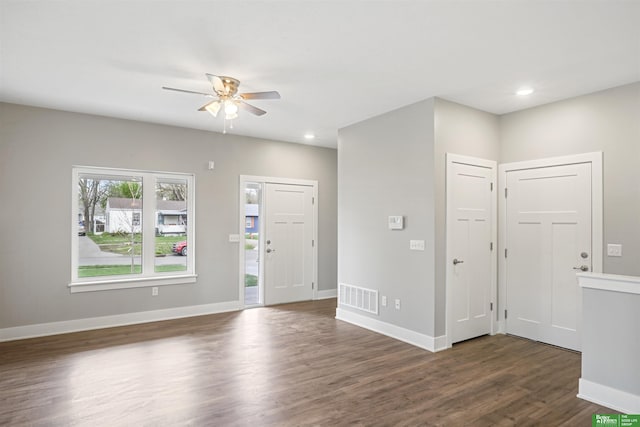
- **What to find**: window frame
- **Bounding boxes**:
[70,166,196,293]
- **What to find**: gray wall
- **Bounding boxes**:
[338,83,638,343]
[0,103,337,328]
[582,287,640,396]
[500,82,640,276]
[338,99,436,336]
[433,98,500,335]
[337,98,500,338]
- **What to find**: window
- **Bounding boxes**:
[71,166,195,292]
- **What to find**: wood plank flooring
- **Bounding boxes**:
[0,299,613,426]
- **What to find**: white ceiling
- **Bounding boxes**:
[1,1,639,149]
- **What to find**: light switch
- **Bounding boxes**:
[229,234,240,243]
[410,240,425,251]
[607,244,622,257]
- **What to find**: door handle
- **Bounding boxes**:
[266,248,276,253]
[453,258,464,265]
[573,265,589,272]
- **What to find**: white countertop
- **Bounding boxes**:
[577,272,640,295]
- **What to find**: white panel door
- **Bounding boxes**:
[448,159,495,344]
[264,183,314,305]
[505,163,591,351]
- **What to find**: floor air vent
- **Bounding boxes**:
[338,283,378,315]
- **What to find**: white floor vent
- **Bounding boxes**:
[338,283,378,315]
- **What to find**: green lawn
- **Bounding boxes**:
[78,264,187,278]
[245,274,258,287]
[88,233,185,256]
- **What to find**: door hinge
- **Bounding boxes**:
[312,197,315,204]
[504,309,508,319]
[504,188,508,198]
[490,182,493,191]
[312,282,315,289]
[312,239,315,247]
[504,248,508,258]
[490,242,493,251]
[490,302,493,311]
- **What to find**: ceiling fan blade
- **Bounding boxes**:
[239,91,281,100]
[206,74,226,94]
[239,101,267,116]
[197,100,221,112]
[162,86,214,97]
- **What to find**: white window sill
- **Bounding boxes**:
[68,274,198,293]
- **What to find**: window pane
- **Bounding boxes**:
[155,179,188,273]
[77,174,143,278]
[244,182,261,305]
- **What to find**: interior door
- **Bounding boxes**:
[505,162,591,351]
[448,158,495,344]
[264,183,314,305]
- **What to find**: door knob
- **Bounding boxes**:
[573,265,589,272]
[266,248,276,253]
[453,258,464,265]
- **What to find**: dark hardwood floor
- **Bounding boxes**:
[0,298,612,426]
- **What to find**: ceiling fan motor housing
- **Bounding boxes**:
[218,76,240,96]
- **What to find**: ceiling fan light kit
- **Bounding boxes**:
[162,74,280,134]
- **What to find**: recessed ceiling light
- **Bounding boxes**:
[516,87,534,96]
[304,133,315,140]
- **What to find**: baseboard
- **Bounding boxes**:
[316,289,337,299]
[578,378,640,414]
[335,307,446,353]
[0,300,241,342]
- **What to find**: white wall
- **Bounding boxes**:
[0,103,337,329]
[500,82,640,276]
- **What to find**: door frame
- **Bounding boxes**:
[497,152,603,333]
[445,153,498,349]
[238,175,318,308]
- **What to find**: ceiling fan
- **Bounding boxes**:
[162,74,280,132]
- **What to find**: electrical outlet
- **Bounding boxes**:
[152,287,158,296]
[395,299,401,310]
[381,296,387,307]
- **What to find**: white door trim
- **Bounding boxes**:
[238,175,319,309]
[445,153,498,349]
[497,152,603,333]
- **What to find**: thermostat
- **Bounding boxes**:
[388,216,404,230]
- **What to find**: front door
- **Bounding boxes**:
[447,155,496,344]
[264,183,314,305]
[505,162,591,351]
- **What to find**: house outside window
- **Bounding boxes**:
[132,212,141,226]
[71,166,196,292]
